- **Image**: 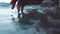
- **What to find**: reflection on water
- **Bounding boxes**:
[0,2,60,34]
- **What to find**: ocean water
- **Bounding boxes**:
[0,2,55,34]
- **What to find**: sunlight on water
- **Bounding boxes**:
[0,0,11,3]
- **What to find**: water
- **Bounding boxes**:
[0,2,55,34]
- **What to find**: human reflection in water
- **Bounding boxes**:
[17,9,48,32]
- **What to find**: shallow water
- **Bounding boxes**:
[0,2,55,34]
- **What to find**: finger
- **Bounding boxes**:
[10,0,17,9]
[17,0,21,12]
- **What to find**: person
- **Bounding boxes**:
[10,0,43,12]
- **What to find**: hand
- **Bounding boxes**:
[11,0,22,11]
[10,0,17,9]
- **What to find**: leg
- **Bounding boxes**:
[21,6,24,15]
[18,12,20,18]
[20,6,24,23]
[20,6,24,19]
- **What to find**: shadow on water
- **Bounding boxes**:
[11,15,21,31]
[11,15,15,22]
[11,9,60,34]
